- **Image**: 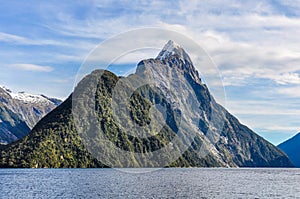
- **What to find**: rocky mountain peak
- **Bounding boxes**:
[156,40,192,64]
[0,40,293,168]
[137,40,201,85]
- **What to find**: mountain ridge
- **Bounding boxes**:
[0,86,62,144]
[278,132,300,167]
[0,41,293,168]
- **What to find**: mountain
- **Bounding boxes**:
[0,86,62,144]
[0,40,293,168]
[278,133,300,167]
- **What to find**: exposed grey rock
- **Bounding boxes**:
[0,40,293,168]
[134,40,293,167]
[0,86,61,144]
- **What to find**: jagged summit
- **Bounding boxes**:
[137,40,201,85]
[0,41,293,168]
[156,40,192,63]
[160,40,181,53]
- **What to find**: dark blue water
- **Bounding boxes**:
[0,168,299,198]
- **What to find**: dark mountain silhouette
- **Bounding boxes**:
[278,133,300,167]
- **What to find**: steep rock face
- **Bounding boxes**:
[0,41,293,168]
[135,40,292,167]
[0,103,30,144]
[278,133,300,167]
[0,86,61,144]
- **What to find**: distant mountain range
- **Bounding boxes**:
[0,86,61,144]
[278,133,300,167]
[0,41,293,168]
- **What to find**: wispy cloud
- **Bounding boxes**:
[277,86,300,98]
[264,72,300,85]
[11,64,54,72]
[226,99,300,116]
[1,0,300,144]
[0,31,57,46]
[0,32,28,44]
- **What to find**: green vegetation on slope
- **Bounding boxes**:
[0,68,293,168]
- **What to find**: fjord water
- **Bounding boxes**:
[0,168,299,198]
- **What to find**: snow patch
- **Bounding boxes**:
[0,85,12,93]
[0,85,55,105]
[9,92,51,104]
[156,40,182,60]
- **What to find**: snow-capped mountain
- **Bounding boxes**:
[156,40,192,63]
[0,86,62,144]
[10,92,51,104]
[0,85,60,104]
[0,40,292,168]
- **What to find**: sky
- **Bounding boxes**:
[0,0,300,145]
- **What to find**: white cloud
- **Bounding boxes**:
[192,31,300,86]
[146,22,300,87]
[0,32,28,43]
[264,125,300,132]
[277,86,300,98]
[0,31,95,51]
[224,96,300,140]
[28,1,300,83]
[0,31,53,45]
[1,0,300,143]
[264,72,300,85]
[11,64,54,72]
[226,100,300,116]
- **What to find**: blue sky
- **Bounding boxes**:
[0,0,300,145]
